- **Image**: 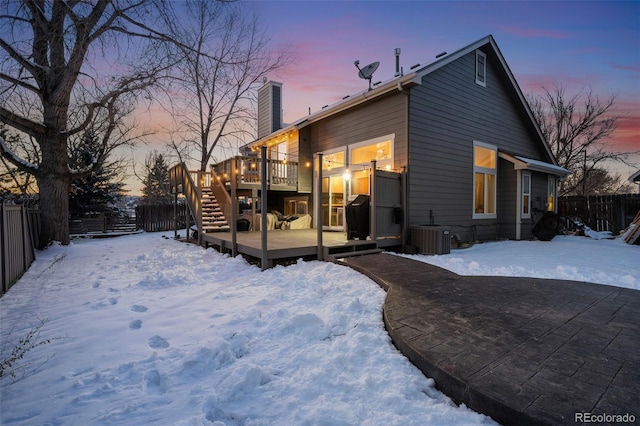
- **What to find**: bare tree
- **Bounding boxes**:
[0,124,39,202]
[0,0,171,247]
[160,0,291,171]
[528,84,638,196]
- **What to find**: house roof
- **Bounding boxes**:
[247,35,558,166]
[629,170,640,183]
[499,152,571,177]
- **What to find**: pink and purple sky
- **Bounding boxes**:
[134,1,639,193]
[251,0,639,175]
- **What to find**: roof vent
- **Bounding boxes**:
[394,48,402,77]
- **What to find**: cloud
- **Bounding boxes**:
[612,64,640,73]
[502,26,571,39]
[610,114,640,152]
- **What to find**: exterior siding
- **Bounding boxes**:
[272,85,282,133]
[498,158,517,240]
[407,48,551,241]
[257,84,271,139]
[257,82,282,139]
[309,92,408,168]
[297,128,313,193]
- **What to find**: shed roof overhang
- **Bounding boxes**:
[499,152,571,177]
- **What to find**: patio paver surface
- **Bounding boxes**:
[340,253,640,426]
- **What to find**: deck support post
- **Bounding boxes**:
[316,152,323,261]
[401,165,407,251]
[370,160,377,241]
[261,146,269,270]
[185,198,191,242]
[173,190,178,240]
[230,158,238,257]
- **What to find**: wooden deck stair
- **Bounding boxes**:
[201,187,230,233]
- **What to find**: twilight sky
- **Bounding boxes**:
[132,1,639,193]
[244,0,639,175]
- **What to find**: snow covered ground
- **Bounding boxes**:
[400,234,639,291]
[1,232,637,425]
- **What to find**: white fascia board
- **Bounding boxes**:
[629,169,640,183]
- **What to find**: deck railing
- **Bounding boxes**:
[212,156,298,189]
[169,163,203,243]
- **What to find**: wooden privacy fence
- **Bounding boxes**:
[1,204,37,293]
[69,214,137,235]
[136,203,188,232]
[559,194,640,234]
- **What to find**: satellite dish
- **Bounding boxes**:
[354,60,380,91]
[357,61,379,79]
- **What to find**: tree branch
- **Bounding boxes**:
[0,136,39,175]
[0,106,46,138]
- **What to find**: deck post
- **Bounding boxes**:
[401,165,407,251]
[261,146,269,270]
[316,152,323,261]
[230,157,238,257]
[173,189,178,240]
[185,204,191,242]
[370,160,377,241]
[197,171,203,247]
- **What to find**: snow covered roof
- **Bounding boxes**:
[629,169,640,183]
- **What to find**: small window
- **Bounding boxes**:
[473,142,497,218]
[322,150,345,171]
[475,50,486,87]
[521,172,531,219]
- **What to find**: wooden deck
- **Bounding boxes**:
[201,229,392,265]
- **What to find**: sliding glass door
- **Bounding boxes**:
[322,175,345,230]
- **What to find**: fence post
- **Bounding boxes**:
[1,203,5,293]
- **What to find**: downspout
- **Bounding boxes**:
[516,169,522,240]
[400,81,410,248]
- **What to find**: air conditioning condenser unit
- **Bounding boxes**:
[410,225,451,255]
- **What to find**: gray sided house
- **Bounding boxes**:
[225,35,570,247]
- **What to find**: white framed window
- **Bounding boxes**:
[322,148,346,171]
[348,134,394,170]
[269,141,287,161]
[547,176,557,212]
[473,141,497,219]
[475,50,486,87]
[521,172,531,219]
